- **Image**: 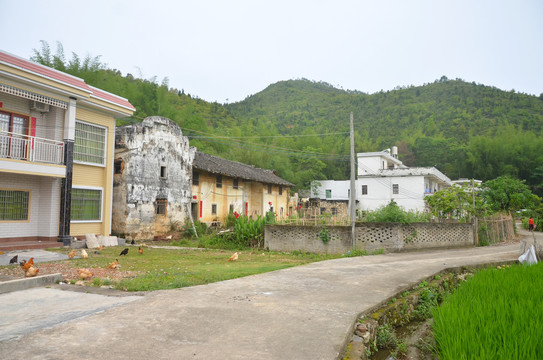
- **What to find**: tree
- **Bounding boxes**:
[426,184,484,221]
[482,176,540,214]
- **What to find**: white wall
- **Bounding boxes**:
[312,180,350,200]
[358,156,383,175]
[358,176,426,212]
[0,173,60,238]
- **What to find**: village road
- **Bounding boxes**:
[0,242,522,360]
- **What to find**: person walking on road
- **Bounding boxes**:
[528,217,535,232]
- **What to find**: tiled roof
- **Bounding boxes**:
[0,50,135,112]
[193,151,294,187]
[89,86,135,112]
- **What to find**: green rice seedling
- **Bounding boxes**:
[433,263,543,360]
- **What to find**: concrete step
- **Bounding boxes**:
[0,240,62,252]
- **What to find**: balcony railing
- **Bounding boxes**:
[0,130,64,165]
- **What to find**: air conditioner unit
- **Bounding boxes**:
[30,101,50,112]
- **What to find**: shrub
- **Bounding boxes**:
[183,219,209,238]
[377,324,397,350]
[360,200,430,224]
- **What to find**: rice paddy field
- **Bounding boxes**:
[433,263,543,360]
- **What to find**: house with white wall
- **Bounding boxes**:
[0,50,134,249]
[311,147,452,213]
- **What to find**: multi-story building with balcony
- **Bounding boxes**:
[0,50,135,249]
[311,146,452,214]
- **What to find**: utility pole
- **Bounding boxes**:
[472,178,478,246]
[350,112,356,249]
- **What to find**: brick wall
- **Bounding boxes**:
[264,222,474,253]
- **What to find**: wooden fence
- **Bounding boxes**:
[476,214,515,245]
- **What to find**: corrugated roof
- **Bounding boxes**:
[193,151,294,187]
[0,50,135,112]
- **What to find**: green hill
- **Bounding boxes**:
[30,43,543,195]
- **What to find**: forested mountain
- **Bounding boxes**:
[30,43,543,195]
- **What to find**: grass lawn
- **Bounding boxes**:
[433,263,543,359]
[48,246,347,291]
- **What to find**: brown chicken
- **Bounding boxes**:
[107,259,119,269]
[228,252,239,262]
[77,268,94,280]
[97,245,105,251]
[138,247,143,255]
[25,266,39,277]
[81,249,88,259]
[68,249,76,259]
[21,257,34,271]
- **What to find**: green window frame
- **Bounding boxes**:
[74,121,106,165]
[0,189,30,221]
[71,188,102,221]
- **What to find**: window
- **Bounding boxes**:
[233,178,239,189]
[0,111,29,160]
[71,188,102,221]
[362,185,368,195]
[216,175,222,188]
[74,121,106,165]
[193,172,199,185]
[0,189,30,221]
[279,186,283,195]
[331,207,337,215]
[393,184,399,194]
[155,198,167,215]
[325,189,332,199]
[211,204,217,215]
[160,166,167,179]
[114,159,124,174]
[268,184,272,194]
[320,207,326,215]
[229,204,234,213]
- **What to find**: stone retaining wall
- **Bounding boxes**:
[264,222,474,253]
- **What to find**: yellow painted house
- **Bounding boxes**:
[0,50,135,249]
[192,151,294,224]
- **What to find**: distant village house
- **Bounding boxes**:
[311,146,452,214]
[192,151,294,224]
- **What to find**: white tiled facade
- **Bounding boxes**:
[0,173,60,239]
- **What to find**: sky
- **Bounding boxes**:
[1,0,542,103]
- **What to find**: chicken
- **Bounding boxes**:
[68,249,76,259]
[21,257,34,271]
[119,248,129,256]
[107,259,119,269]
[97,245,105,251]
[9,255,18,264]
[228,252,239,262]
[165,235,172,240]
[25,266,39,277]
[130,239,135,245]
[138,246,143,255]
[81,249,88,259]
[77,268,94,280]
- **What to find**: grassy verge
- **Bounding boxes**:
[49,246,348,291]
[433,263,543,359]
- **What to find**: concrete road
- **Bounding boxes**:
[0,243,520,360]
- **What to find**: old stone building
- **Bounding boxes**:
[112,116,194,240]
